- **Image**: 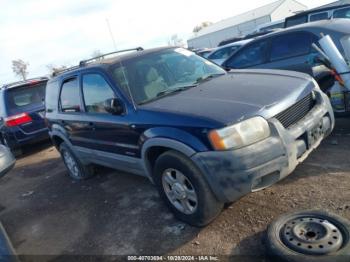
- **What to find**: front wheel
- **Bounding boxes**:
[154,150,223,227]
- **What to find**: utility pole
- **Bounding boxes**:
[106,18,117,51]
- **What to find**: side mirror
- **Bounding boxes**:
[104,98,125,115]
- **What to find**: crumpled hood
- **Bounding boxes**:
[140,69,316,125]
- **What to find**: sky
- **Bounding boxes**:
[0,0,335,83]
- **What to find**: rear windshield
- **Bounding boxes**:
[6,82,46,115]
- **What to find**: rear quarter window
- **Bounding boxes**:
[6,82,46,115]
[45,80,60,113]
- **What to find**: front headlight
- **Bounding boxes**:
[208,116,270,150]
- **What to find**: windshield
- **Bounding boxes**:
[208,45,240,60]
[111,48,226,104]
[6,82,46,115]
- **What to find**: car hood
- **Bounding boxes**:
[140,69,316,125]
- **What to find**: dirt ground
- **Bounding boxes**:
[1,118,350,261]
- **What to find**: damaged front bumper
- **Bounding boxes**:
[191,90,334,203]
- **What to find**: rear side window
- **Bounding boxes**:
[82,74,115,113]
[60,78,81,113]
[6,82,46,115]
[333,7,350,18]
[310,12,329,22]
[270,32,312,61]
[225,41,269,68]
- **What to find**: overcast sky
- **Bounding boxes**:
[0,0,334,83]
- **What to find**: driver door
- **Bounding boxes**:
[80,72,140,158]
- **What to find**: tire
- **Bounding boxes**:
[266,210,350,262]
[153,150,223,227]
[59,142,94,180]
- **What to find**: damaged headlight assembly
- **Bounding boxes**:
[209,116,270,150]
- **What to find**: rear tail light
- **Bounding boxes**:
[5,113,32,127]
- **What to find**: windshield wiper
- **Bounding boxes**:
[156,85,197,98]
[195,73,225,85]
[138,85,197,105]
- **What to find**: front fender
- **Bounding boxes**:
[140,127,210,181]
[141,127,209,154]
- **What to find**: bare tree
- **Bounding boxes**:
[91,49,103,58]
[193,21,213,33]
[168,34,185,47]
[12,59,29,80]
[47,64,68,76]
[88,49,105,62]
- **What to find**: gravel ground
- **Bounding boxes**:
[0,118,350,261]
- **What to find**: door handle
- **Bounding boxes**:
[89,122,96,131]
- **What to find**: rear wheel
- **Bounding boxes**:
[59,142,94,180]
[154,150,223,227]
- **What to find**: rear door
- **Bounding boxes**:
[5,81,47,134]
[58,76,93,149]
[263,32,317,75]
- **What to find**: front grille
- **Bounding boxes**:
[275,92,316,128]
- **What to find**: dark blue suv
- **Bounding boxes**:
[0,78,49,155]
[45,47,334,226]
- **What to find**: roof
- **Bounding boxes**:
[50,46,174,80]
[1,77,48,90]
[189,0,303,40]
[219,39,253,49]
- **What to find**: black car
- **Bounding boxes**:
[222,19,350,90]
[0,77,49,155]
[285,3,350,28]
[45,47,333,226]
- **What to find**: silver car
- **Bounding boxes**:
[0,145,15,178]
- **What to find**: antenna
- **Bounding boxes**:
[106,18,117,50]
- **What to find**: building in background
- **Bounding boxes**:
[187,0,307,49]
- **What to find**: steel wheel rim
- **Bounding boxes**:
[161,168,198,215]
[281,216,344,255]
[63,150,79,177]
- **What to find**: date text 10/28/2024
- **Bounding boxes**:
[127,256,219,261]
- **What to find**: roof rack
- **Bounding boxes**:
[51,47,144,77]
[52,65,80,77]
[79,47,144,66]
[1,77,49,90]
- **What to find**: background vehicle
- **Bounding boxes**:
[222,19,350,90]
[0,145,15,178]
[0,77,49,155]
[285,3,350,28]
[217,30,275,47]
[195,48,214,58]
[207,39,252,65]
[45,47,333,226]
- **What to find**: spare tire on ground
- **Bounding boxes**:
[266,210,350,262]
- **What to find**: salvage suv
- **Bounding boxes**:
[45,47,334,226]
